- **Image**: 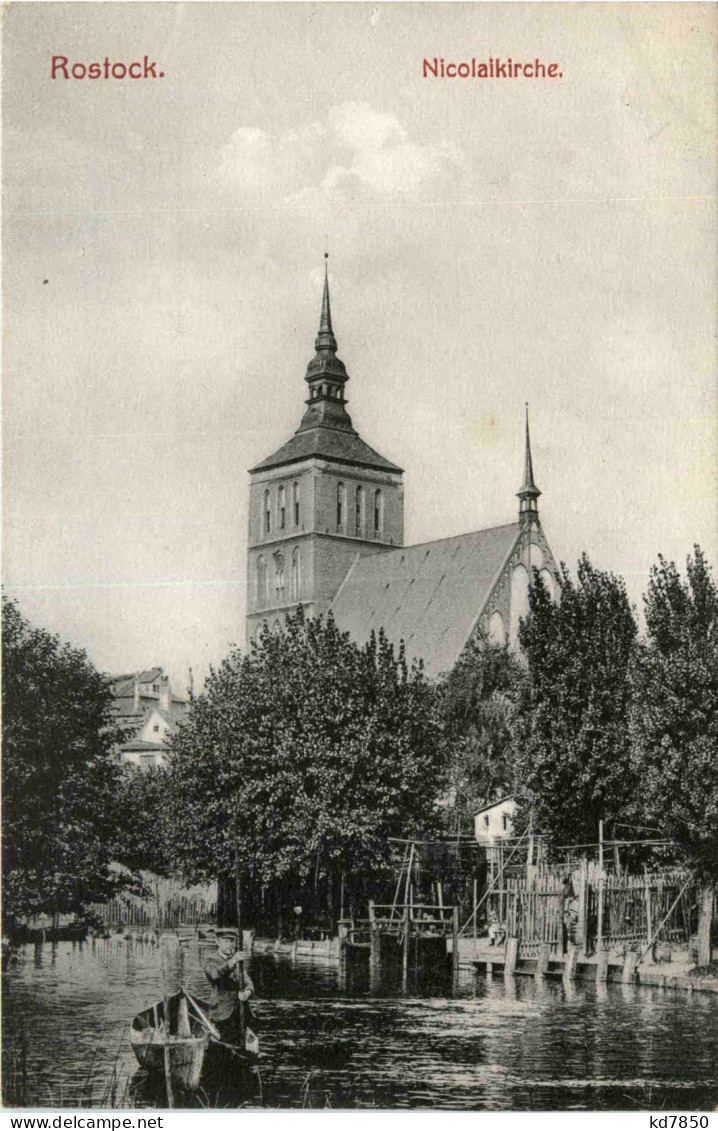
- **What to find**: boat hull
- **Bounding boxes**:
[130,1031,207,1091]
[130,991,209,1091]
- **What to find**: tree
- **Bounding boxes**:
[438,633,525,835]
[2,598,126,925]
[165,609,444,924]
[630,547,718,965]
[115,766,174,878]
[512,554,639,850]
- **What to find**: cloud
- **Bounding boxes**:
[214,102,466,206]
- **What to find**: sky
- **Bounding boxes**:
[3,2,716,693]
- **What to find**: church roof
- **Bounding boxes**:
[330,522,521,678]
[250,426,403,474]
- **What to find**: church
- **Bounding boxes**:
[246,263,559,677]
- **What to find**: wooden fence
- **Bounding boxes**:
[88,875,217,929]
[484,868,692,956]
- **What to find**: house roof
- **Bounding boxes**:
[110,667,164,693]
[250,426,402,475]
[474,795,516,816]
[330,523,521,678]
[120,738,167,753]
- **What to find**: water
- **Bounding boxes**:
[3,938,717,1110]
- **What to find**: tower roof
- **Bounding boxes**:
[250,259,402,476]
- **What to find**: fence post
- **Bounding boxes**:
[597,876,604,953]
[622,950,638,983]
[505,936,518,976]
[596,948,609,983]
[402,902,410,990]
[535,941,551,979]
[577,856,589,954]
[644,879,652,952]
[452,905,460,986]
[563,944,578,984]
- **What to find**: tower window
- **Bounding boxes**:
[256,555,268,607]
[291,547,301,602]
[337,482,346,532]
[264,490,271,535]
[355,486,365,536]
[293,482,300,526]
[278,485,286,531]
[274,552,285,595]
[374,489,384,537]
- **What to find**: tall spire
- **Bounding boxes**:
[517,404,541,524]
[298,256,353,434]
[315,253,337,353]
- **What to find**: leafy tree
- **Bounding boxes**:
[115,766,174,878]
[512,554,639,850]
[630,547,718,964]
[2,598,126,925]
[438,633,525,835]
[165,609,443,923]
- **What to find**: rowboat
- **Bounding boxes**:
[130,990,209,1091]
[130,988,260,1093]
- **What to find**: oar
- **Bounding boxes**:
[183,988,221,1040]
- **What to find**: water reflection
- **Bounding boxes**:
[3,939,718,1111]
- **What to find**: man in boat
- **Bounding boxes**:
[203,929,255,1050]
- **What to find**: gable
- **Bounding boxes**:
[330,523,521,678]
[138,707,176,744]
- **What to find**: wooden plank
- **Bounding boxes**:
[505,936,518,975]
[622,951,638,983]
[535,941,551,978]
[563,945,578,983]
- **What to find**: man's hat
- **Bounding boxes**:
[216,929,239,940]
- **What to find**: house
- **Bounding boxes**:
[246,261,559,675]
[109,667,188,770]
[474,796,517,846]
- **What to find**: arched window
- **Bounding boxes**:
[374,489,384,537]
[355,486,365,536]
[509,563,530,651]
[293,482,300,527]
[278,485,286,531]
[264,490,271,535]
[256,555,268,608]
[539,568,556,602]
[274,552,285,597]
[488,610,506,646]
[291,547,301,602]
[337,482,346,532]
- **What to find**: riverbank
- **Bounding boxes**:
[459,936,718,997]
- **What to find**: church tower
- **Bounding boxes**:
[246,260,404,641]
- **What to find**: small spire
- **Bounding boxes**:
[316,253,337,353]
[517,403,541,522]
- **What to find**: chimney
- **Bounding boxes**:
[133,677,140,714]
[159,675,171,712]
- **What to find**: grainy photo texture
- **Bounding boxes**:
[2,1,717,1114]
